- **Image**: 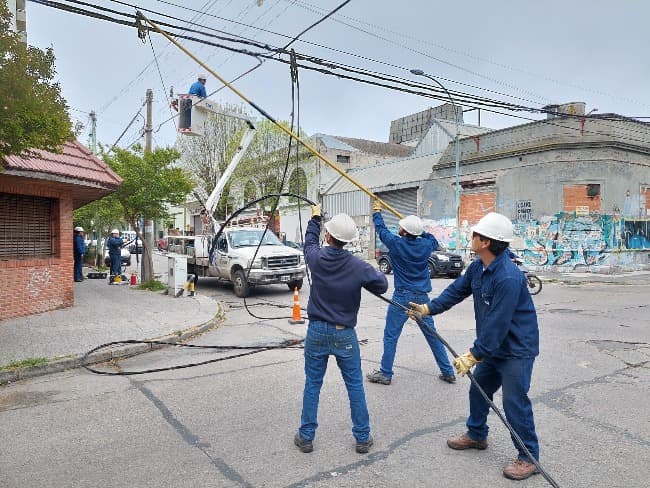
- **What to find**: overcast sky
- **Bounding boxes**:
[25,0,650,150]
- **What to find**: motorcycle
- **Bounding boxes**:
[514,258,542,295]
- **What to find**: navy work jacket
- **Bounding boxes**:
[426,251,539,359]
[373,212,438,293]
[304,217,388,328]
[107,236,124,256]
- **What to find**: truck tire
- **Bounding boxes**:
[287,279,303,291]
[232,269,250,298]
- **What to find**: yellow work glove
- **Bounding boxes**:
[453,351,480,376]
[407,302,430,320]
[373,199,382,213]
[311,204,322,218]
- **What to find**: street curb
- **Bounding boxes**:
[0,303,225,386]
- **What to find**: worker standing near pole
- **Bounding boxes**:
[408,212,541,481]
[294,205,388,455]
[106,229,124,280]
[366,200,455,386]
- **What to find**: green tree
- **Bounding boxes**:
[102,145,194,281]
[0,1,72,158]
[176,102,248,219]
[74,194,124,266]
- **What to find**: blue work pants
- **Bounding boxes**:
[109,253,121,276]
[466,356,539,462]
[380,289,455,379]
[299,320,370,443]
[74,254,84,281]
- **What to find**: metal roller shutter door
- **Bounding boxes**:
[376,188,418,231]
[0,193,53,258]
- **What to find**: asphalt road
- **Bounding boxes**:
[1,255,649,487]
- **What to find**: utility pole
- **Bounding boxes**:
[142,89,154,282]
[88,110,103,267]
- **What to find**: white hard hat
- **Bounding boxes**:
[74,226,84,232]
[325,213,358,243]
[111,229,120,234]
[198,73,207,80]
[471,212,514,242]
[399,215,423,236]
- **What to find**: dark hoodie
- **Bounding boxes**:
[304,217,388,328]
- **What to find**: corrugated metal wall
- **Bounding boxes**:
[322,191,370,217]
[376,188,418,230]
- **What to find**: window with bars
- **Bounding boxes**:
[0,193,54,259]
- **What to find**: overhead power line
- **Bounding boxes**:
[28,0,650,146]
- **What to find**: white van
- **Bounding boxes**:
[120,231,142,254]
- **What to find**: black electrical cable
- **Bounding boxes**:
[82,338,304,375]
[371,291,560,488]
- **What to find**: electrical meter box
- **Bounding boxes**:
[167,254,187,296]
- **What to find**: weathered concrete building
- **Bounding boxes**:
[424,102,650,271]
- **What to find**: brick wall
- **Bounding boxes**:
[563,184,602,212]
[0,177,75,321]
[460,191,496,225]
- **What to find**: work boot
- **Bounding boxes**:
[503,459,539,480]
[355,435,373,454]
[447,433,488,450]
[366,370,391,385]
[438,374,456,384]
[294,433,313,453]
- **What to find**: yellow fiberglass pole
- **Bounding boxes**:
[137,11,403,219]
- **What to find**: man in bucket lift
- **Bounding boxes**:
[408,212,541,481]
[188,74,207,98]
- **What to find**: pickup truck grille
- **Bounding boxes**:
[266,255,300,269]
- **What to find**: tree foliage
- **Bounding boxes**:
[176,102,247,218]
[0,1,72,158]
[101,145,194,280]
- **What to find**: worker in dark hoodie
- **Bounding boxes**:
[294,205,388,455]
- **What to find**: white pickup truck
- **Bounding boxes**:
[177,227,306,298]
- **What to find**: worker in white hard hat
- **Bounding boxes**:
[366,200,455,387]
[106,229,124,279]
[294,205,388,456]
[73,226,86,282]
[409,212,542,481]
[188,74,207,98]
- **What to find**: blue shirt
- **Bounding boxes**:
[189,80,207,98]
[426,251,539,359]
[373,212,438,293]
[74,235,86,256]
[305,217,388,328]
[107,236,124,255]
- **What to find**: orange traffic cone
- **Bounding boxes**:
[288,287,305,324]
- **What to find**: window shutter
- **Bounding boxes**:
[0,193,53,259]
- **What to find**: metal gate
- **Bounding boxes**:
[376,188,418,232]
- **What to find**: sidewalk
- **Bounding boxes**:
[0,273,223,384]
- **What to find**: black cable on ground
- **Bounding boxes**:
[370,291,560,488]
[82,338,304,376]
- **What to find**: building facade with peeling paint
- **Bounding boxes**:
[423,103,650,272]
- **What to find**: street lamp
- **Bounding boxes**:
[410,68,462,252]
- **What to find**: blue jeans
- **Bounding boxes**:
[380,289,455,379]
[299,320,370,443]
[109,253,121,276]
[466,356,539,462]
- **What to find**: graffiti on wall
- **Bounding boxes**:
[422,213,650,271]
[26,269,52,298]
